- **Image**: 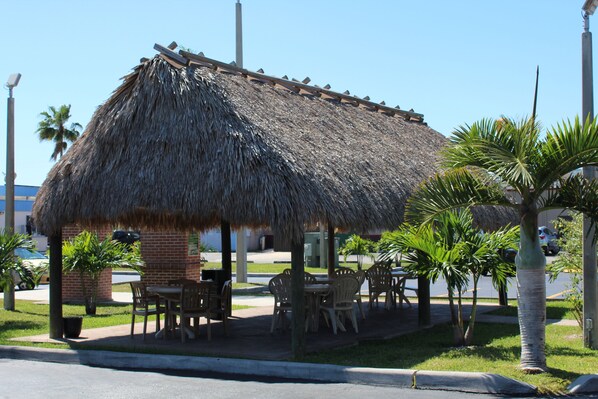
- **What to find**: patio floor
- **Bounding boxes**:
[14,300,501,361]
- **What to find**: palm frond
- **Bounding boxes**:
[443,117,540,191]
[539,173,598,220]
[535,116,598,193]
[405,168,514,226]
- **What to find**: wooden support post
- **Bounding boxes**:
[290,236,306,360]
[418,275,431,327]
[221,221,232,282]
[327,224,335,278]
[49,232,63,339]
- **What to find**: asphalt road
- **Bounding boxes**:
[0,359,542,399]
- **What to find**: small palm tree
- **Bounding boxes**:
[62,231,143,315]
[338,234,375,270]
[405,116,598,372]
[0,230,34,311]
[378,210,517,346]
[36,104,82,161]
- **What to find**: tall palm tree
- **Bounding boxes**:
[405,116,598,372]
[36,104,82,160]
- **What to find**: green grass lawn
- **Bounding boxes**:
[0,300,133,348]
[0,298,249,346]
[304,300,588,395]
[486,299,577,320]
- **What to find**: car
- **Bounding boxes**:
[14,248,50,289]
[539,226,560,256]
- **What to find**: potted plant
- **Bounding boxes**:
[62,231,143,315]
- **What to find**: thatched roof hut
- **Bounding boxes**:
[32,44,456,239]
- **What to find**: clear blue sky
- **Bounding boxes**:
[0,1,589,186]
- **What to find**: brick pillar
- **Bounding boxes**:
[140,230,202,285]
[62,225,113,302]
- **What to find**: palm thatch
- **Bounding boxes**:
[32,46,511,239]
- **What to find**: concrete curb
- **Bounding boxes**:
[0,346,536,395]
[568,374,598,394]
[414,370,536,395]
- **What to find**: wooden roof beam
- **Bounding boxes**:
[154,43,188,66]
[175,47,425,121]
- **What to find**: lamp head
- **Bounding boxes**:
[583,0,598,16]
[6,73,21,88]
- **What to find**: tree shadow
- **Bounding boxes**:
[0,320,45,337]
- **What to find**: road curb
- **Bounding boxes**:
[0,345,536,395]
[414,370,536,395]
[568,374,598,394]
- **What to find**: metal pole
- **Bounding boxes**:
[3,89,15,311]
[236,0,243,69]
[582,11,598,349]
[234,0,248,283]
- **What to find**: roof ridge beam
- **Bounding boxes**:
[171,46,424,121]
[154,43,188,66]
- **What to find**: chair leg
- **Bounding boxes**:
[193,317,200,336]
[223,314,229,336]
[156,309,161,332]
[142,314,148,341]
[350,308,359,333]
[206,316,211,341]
[356,297,366,320]
[130,313,135,338]
[328,309,338,335]
[270,308,278,333]
[181,315,187,343]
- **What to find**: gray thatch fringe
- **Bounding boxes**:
[33,53,511,239]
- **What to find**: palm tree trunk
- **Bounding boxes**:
[456,290,465,346]
[516,204,546,372]
[448,287,464,346]
[464,275,479,345]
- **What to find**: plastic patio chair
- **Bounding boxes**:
[320,275,360,334]
[268,273,293,333]
[130,281,163,341]
[365,263,395,310]
[172,282,212,343]
[210,280,232,336]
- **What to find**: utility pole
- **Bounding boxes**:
[3,73,20,311]
[235,0,248,283]
[582,0,598,349]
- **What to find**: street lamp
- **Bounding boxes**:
[582,0,598,349]
[3,72,20,311]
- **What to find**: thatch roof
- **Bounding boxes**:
[32,44,509,239]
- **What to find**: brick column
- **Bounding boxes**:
[140,230,203,285]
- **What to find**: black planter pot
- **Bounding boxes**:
[63,316,83,338]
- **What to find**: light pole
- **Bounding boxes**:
[582,0,598,349]
[4,72,20,311]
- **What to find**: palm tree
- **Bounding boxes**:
[405,116,598,372]
[62,231,143,315]
[378,209,517,346]
[36,105,82,160]
[338,234,375,270]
